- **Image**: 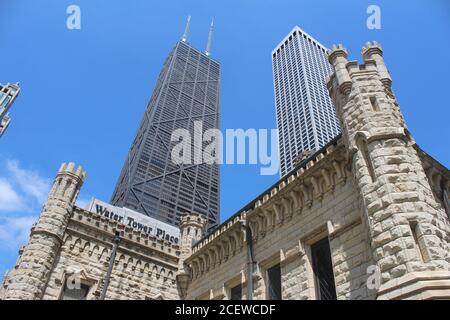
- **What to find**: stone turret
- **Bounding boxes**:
[327,42,450,299]
[176,212,207,299]
[2,162,86,300]
[361,41,392,91]
[328,44,352,95]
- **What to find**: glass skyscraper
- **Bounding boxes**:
[111,37,220,229]
[272,26,340,177]
[0,83,20,137]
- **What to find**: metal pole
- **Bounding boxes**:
[181,15,191,42]
[205,18,215,56]
[100,232,121,300]
[245,224,255,300]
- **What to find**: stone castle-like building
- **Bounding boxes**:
[1,42,449,300]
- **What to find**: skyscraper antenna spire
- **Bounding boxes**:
[182,15,191,42]
[205,18,214,56]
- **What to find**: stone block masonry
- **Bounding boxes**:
[1,42,449,300]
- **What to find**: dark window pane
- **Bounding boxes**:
[267,264,282,300]
[230,284,242,300]
[311,237,337,300]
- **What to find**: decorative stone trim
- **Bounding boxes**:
[377,271,450,300]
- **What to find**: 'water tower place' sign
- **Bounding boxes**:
[86,198,180,244]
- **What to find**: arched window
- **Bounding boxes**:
[357,137,376,182]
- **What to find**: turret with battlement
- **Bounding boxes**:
[2,163,86,300]
[327,43,450,299]
[176,212,207,299]
[361,41,392,90]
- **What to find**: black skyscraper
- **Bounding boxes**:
[111,20,220,229]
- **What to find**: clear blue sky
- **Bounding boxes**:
[0,0,449,277]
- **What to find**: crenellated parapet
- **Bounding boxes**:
[33,162,86,241]
[327,42,408,160]
[327,41,392,95]
[361,41,392,91]
[327,44,352,95]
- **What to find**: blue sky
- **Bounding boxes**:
[0,0,449,277]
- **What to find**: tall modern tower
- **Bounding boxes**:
[272,26,341,177]
[0,83,20,137]
[111,18,220,230]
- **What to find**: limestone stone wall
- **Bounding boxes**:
[327,42,450,299]
[330,221,375,299]
[250,178,374,300]
[2,206,182,300]
[1,163,86,300]
[186,181,376,300]
[2,42,449,301]
[0,162,182,300]
[41,208,181,300]
[185,40,450,300]
[185,143,377,300]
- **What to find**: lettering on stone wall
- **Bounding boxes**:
[90,199,179,244]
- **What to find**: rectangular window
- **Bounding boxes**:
[311,237,337,300]
[369,96,379,111]
[443,187,450,219]
[409,221,429,262]
[357,138,376,183]
[230,284,242,300]
[267,264,282,300]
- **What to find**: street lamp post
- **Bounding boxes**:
[100,231,121,300]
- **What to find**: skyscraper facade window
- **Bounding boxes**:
[272,26,341,177]
[0,83,20,137]
[111,29,220,229]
